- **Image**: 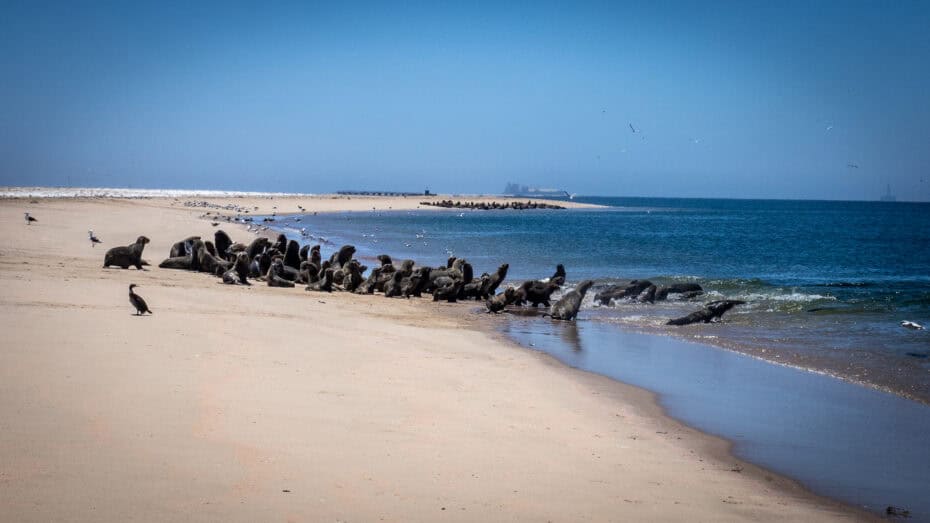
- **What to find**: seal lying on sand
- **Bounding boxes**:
[666,300,745,326]
[266,259,295,288]
[104,236,150,270]
[547,280,594,321]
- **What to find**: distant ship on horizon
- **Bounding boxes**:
[880,183,896,202]
[503,182,570,198]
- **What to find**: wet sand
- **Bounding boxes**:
[0,194,870,521]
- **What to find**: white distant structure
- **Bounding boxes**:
[880,184,896,202]
[503,182,569,198]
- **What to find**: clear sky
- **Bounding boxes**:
[2,1,929,200]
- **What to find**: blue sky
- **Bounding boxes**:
[2,1,928,200]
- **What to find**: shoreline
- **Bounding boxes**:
[0,195,872,521]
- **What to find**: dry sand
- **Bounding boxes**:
[0,195,869,521]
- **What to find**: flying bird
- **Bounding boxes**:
[629,123,638,133]
[847,163,859,169]
[826,125,834,131]
[128,284,152,315]
[901,320,924,330]
[88,230,102,247]
[24,212,37,224]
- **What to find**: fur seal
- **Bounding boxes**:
[383,271,405,297]
[655,283,703,301]
[284,240,301,270]
[545,264,566,286]
[355,266,383,294]
[168,236,200,258]
[299,244,311,262]
[128,284,152,315]
[247,237,271,260]
[547,280,594,321]
[339,260,365,292]
[666,300,746,326]
[272,234,287,255]
[480,263,509,299]
[432,281,463,302]
[329,245,356,269]
[486,287,518,313]
[222,251,251,285]
[401,267,432,297]
[516,280,561,307]
[266,259,295,288]
[306,268,334,292]
[214,230,233,261]
[377,254,393,266]
[104,236,150,270]
[637,284,657,304]
[594,280,653,305]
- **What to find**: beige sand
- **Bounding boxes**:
[0,196,869,522]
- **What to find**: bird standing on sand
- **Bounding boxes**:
[128,284,152,315]
[24,212,37,224]
[88,230,102,247]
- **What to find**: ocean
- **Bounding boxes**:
[269,196,930,518]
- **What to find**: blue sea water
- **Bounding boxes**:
[279,197,930,402]
[268,196,930,518]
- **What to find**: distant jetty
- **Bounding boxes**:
[421,199,565,210]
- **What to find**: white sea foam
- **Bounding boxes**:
[0,186,316,199]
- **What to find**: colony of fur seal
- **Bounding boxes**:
[104,236,150,270]
[152,218,751,334]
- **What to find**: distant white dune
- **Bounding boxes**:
[0,186,317,199]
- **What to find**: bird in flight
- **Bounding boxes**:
[629,123,638,133]
[88,230,102,247]
[847,163,859,169]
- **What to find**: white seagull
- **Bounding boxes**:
[901,321,924,330]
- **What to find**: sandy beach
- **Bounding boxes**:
[0,194,868,521]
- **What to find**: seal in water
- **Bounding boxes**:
[547,280,594,321]
[104,236,150,270]
[486,287,518,313]
[128,284,152,315]
[480,263,509,299]
[515,280,561,307]
[594,280,653,305]
[666,300,746,326]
